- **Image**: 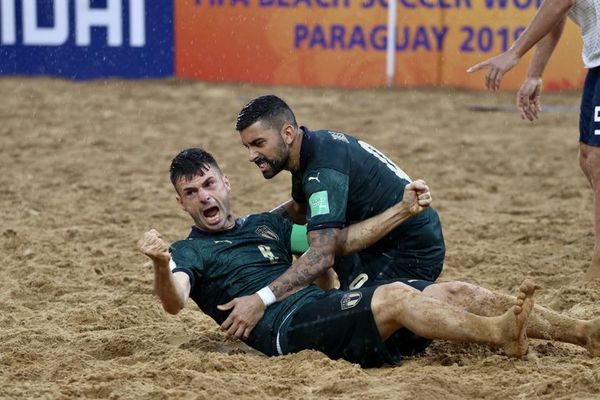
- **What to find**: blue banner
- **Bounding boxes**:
[0,0,173,79]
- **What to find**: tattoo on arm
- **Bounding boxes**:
[270,228,338,300]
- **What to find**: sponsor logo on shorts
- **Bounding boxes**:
[340,292,362,310]
[255,225,279,241]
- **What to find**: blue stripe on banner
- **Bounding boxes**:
[0,0,173,79]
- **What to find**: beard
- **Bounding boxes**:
[259,156,287,179]
[257,140,289,179]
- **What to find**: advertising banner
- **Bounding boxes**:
[0,1,585,89]
[0,0,173,79]
[175,0,585,90]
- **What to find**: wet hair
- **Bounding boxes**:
[169,148,221,186]
[235,95,298,132]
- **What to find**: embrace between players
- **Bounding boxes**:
[139,95,600,367]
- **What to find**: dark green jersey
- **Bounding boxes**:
[170,212,323,356]
[291,128,445,275]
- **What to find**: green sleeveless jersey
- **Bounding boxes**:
[169,212,323,356]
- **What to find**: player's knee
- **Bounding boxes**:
[371,283,420,335]
[424,281,479,304]
[588,152,600,181]
[375,282,420,307]
[580,147,600,183]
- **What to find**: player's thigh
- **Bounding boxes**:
[285,287,396,367]
[371,281,434,356]
[579,66,600,147]
[581,143,600,183]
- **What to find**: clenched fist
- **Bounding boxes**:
[138,229,170,265]
[403,179,432,216]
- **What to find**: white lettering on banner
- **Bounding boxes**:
[0,0,146,47]
[76,0,122,46]
[24,0,68,45]
[1,0,15,44]
[128,0,145,46]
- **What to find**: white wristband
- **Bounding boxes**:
[256,286,276,307]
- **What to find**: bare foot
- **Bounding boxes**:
[501,280,540,357]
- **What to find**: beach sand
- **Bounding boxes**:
[1,77,599,399]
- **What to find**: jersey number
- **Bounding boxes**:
[358,140,411,181]
[595,106,600,135]
[348,273,369,290]
[258,245,279,263]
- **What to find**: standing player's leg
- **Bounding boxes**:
[580,142,600,280]
[423,281,600,355]
[371,280,538,357]
[578,66,600,280]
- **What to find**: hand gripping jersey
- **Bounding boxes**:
[169,213,322,356]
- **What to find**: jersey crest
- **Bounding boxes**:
[255,225,280,241]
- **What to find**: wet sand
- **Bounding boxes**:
[1,77,599,399]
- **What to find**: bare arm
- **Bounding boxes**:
[336,179,432,256]
[269,180,432,296]
[517,16,567,121]
[218,180,433,338]
[270,198,307,224]
[510,0,573,59]
[270,227,339,300]
[138,229,190,315]
[467,0,573,90]
[525,16,567,77]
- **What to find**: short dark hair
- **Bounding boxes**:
[235,95,298,132]
[169,148,221,186]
